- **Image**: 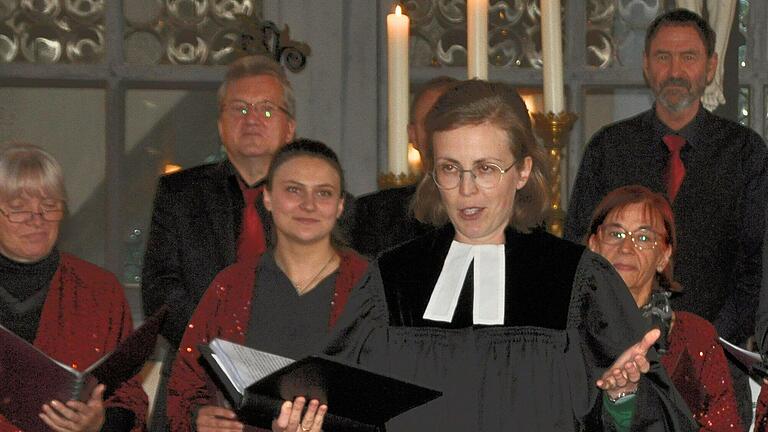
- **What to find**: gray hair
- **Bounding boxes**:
[645,9,716,58]
[217,55,296,119]
[0,143,67,203]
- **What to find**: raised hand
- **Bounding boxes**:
[597,328,660,399]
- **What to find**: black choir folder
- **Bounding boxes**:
[199,338,442,432]
[0,307,166,432]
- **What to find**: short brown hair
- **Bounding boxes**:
[411,80,550,232]
[409,76,459,124]
[218,55,296,118]
[588,185,680,292]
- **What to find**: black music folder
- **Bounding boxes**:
[199,338,442,432]
[0,306,167,432]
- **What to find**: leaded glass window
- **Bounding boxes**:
[407,0,563,68]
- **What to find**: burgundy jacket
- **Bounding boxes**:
[166,250,368,431]
[0,253,148,432]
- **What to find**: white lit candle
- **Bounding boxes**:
[540,0,564,114]
[467,0,488,79]
[387,5,410,176]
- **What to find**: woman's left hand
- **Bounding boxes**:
[39,384,106,432]
[272,396,327,432]
[597,328,660,399]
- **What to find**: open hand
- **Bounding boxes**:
[596,328,660,399]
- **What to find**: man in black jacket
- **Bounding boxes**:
[141,55,296,429]
[565,10,768,426]
[351,76,457,258]
[142,54,296,349]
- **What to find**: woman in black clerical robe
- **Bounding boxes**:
[326,80,697,431]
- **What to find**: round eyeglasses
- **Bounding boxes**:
[431,161,518,190]
[0,207,65,223]
[597,225,662,251]
[221,100,291,120]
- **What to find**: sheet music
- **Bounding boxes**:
[718,336,762,369]
[209,338,295,394]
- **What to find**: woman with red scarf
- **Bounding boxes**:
[166,139,369,432]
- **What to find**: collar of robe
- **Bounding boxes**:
[423,240,505,325]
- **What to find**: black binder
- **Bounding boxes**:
[0,306,167,432]
[199,338,442,432]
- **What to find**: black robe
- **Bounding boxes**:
[326,226,696,431]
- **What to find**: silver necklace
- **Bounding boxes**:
[292,254,336,295]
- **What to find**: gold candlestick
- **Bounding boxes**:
[531,111,577,237]
[378,172,421,190]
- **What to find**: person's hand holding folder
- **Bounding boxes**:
[39,384,106,432]
[196,405,242,431]
[196,396,327,432]
[272,396,327,432]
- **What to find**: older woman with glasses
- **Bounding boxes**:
[0,144,146,432]
[325,80,696,431]
[587,185,741,431]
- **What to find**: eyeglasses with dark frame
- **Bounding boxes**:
[0,206,65,223]
[431,160,518,190]
[597,224,663,251]
[220,100,291,120]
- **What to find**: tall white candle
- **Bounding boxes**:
[467,0,488,79]
[541,0,564,114]
[387,5,409,176]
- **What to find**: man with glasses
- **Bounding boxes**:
[565,9,768,425]
[351,76,456,257]
[141,55,295,429]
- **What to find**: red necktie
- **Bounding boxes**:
[237,185,266,265]
[663,134,686,202]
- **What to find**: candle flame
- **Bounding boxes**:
[164,163,182,174]
[407,143,422,175]
[395,5,402,15]
[521,94,537,113]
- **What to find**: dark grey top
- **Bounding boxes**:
[246,250,336,360]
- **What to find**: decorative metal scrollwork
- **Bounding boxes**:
[122,0,263,65]
[407,0,555,69]
[0,0,106,63]
[233,15,311,72]
[120,0,309,68]
[586,0,664,68]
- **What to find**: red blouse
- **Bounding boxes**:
[166,250,368,432]
[662,311,742,431]
[0,253,148,432]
